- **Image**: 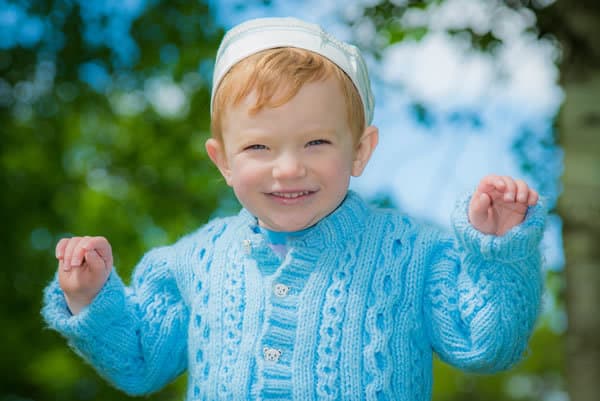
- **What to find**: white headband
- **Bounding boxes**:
[211,17,375,125]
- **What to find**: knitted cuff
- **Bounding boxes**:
[41,269,126,338]
[451,193,547,262]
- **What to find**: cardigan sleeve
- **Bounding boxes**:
[41,244,190,396]
[423,194,547,373]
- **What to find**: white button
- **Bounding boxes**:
[242,239,252,253]
[273,283,290,298]
[263,347,282,362]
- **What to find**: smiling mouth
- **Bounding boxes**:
[269,190,315,199]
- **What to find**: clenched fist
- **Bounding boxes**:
[56,236,113,315]
[468,175,539,236]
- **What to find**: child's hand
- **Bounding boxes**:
[468,175,539,236]
[56,236,113,315]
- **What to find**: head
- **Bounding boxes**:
[205,18,378,232]
[211,47,366,143]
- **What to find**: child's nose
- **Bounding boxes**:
[272,152,306,179]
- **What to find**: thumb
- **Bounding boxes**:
[85,249,111,273]
[469,193,491,225]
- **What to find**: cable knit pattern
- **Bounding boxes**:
[42,191,546,400]
[314,226,358,400]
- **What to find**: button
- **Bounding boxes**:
[242,239,252,253]
[273,283,290,298]
[263,347,282,362]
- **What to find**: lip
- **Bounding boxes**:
[266,190,317,204]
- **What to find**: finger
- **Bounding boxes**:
[477,174,504,194]
[64,237,83,268]
[59,256,70,272]
[469,192,491,223]
[72,236,93,267]
[476,192,492,211]
[88,237,113,268]
[56,238,69,260]
[515,179,529,204]
[60,239,75,271]
[527,188,539,206]
[501,176,517,202]
[84,249,108,272]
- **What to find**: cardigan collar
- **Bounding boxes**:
[237,190,369,253]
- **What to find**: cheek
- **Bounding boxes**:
[229,158,266,189]
[321,151,353,175]
[312,154,353,189]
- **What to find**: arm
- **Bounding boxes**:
[424,176,546,373]
[42,243,189,395]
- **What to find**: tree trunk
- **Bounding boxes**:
[558,75,600,401]
[537,1,600,400]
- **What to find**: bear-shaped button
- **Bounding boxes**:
[263,347,282,362]
[273,283,290,298]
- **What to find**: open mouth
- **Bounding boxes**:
[270,191,313,199]
[267,190,317,202]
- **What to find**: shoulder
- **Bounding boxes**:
[362,206,452,259]
[131,215,245,293]
[174,216,233,246]
[168,214,247,260]
[135,215,242,271]
[365,206,436,241]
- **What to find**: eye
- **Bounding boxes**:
[306,139,331,147]
[244,144,267,151]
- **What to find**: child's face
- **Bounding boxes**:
[206,77,377,232]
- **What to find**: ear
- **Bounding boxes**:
[351,125,379,177]
[205,138,232,186]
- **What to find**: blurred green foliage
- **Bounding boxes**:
[0,1,564,400]
[1,1,231,400]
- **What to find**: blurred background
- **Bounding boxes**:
[1,0,598,400]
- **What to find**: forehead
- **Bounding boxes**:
[221,77,349,135]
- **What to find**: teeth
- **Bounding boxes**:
[272,191,310,199]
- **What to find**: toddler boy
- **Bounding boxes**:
[43,17,545,400]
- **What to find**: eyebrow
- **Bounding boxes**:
[238,126,339,139]
[281,127,341,141]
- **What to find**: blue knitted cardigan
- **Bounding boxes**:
[42,191,546,400]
